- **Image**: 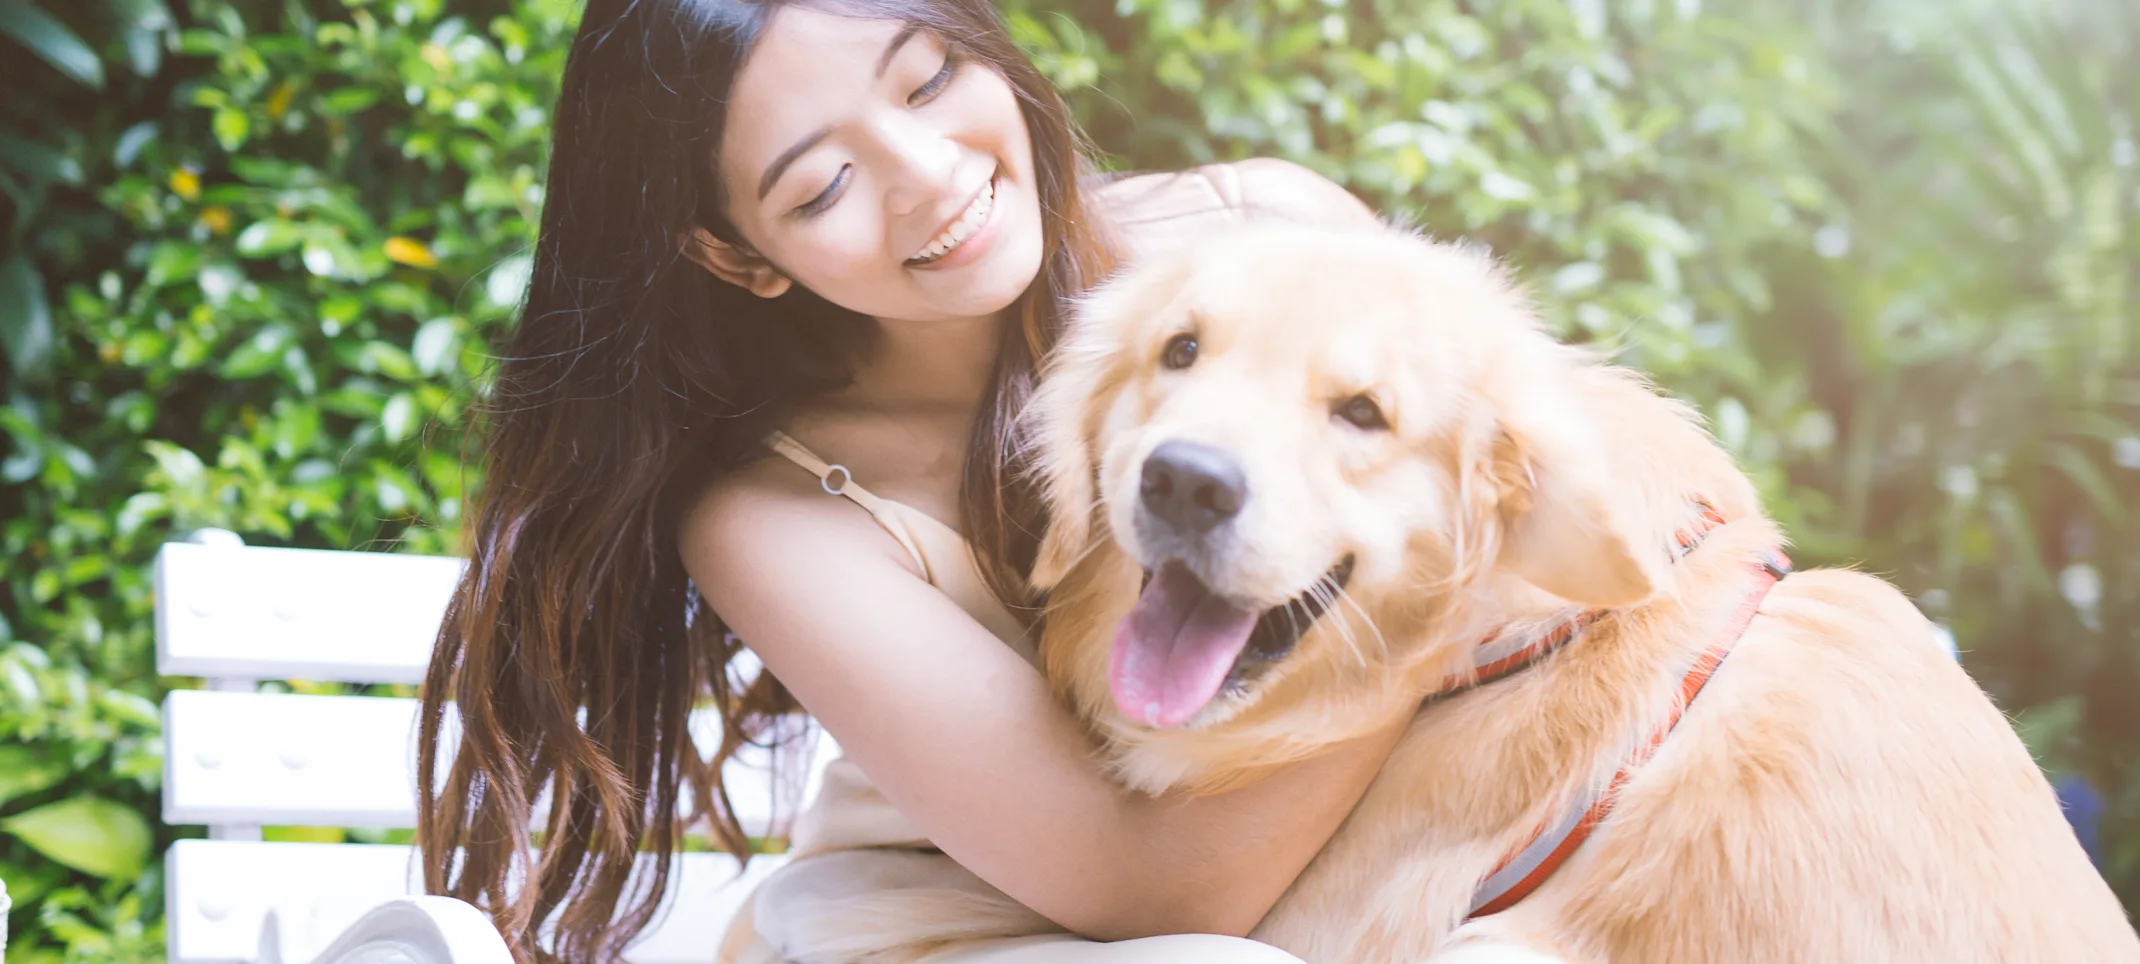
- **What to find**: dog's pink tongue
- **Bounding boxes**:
[1111,563,1260,729]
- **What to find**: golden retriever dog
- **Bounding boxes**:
[753,222,2138,963]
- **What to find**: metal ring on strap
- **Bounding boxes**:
[821,464,852,496]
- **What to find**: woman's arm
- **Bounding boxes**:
[682,471,1409,941]
[1093,158,1381,262]
[1226,157,1381,228]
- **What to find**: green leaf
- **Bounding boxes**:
[0,744,66,807]
[0,129,83,185]
[235,219,303,256]
[0,441,35,484]
[219,327,292,380]
[143,439,206,489]
[380,392,416,442]
[411,317,457,376]
[484,253,531,307]
[114,490,167,536]
[96,689,160,729]
[0,254,54,378]
[212,107,250,152]
[0,796,151,879]
[0,0,105,89]
[110,0,172,77]
[112,120,157,168]
[320,86,382,114]
[0,858,64,915]
[263,826,346,843]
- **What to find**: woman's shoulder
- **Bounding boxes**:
[680,450,926,589]
[1089,159,1378,232]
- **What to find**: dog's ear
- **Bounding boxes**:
[1025,325,1112,592]
[1028,430,1097,592]
[1486,393,1668,608]
[1026,255,1199,591]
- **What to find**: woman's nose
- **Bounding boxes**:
[873,113,961,218]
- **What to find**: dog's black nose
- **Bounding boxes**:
[1140,441,1247,533]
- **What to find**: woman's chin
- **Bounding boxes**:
[932,222,1047,320]
[979,209,1049,306]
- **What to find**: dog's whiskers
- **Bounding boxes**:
[1332,584,1388,662]
[1316,583,1363,667]
[1301,580,1348,663]
[1305,573,1377,670]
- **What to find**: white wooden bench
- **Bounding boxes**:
[156,529,830,963]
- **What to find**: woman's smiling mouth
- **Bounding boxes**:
[906,172,998,268]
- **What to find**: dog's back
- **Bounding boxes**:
[1525,565,2137,961]
[1497,326,2135,956]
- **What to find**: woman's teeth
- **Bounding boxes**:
[911,178,995,264]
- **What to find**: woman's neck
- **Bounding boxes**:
[840,310,1005,416]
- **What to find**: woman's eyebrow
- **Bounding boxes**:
[759,128,831,202]
[755,23,924,203]
[875,23,921,77]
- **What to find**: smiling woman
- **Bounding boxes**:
[413,0,1388,961]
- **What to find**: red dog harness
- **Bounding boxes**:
[1432,505,1793,918]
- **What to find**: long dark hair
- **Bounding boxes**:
[414,0,1117,958]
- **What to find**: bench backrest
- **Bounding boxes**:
[156,532,819,963]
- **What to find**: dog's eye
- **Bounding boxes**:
[1335,394,1388,430]
[1161,333,1199,370]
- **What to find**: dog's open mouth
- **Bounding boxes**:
[1111,556,1355,729]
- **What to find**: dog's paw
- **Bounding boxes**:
[754,850,1060,964]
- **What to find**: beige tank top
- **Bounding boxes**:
[762,430,1039,857]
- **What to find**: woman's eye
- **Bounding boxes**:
[1161,333,1198,370]
[1335,394,1388,430]
[909,51,960,106]
[796,165,850,217]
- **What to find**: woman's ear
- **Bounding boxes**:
[685,228,792,299]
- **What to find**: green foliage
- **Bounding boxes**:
[0,0,2132,955]
[2,796,152,880]
[1800,0,2140,885]
[2,0,574,954]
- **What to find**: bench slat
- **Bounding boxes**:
[156,541,466,683]
[165,840,784,964]
[163,690,827,834]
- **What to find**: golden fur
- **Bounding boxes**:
[757,223,2138,963]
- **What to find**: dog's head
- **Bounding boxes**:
[1028,223,1728,749]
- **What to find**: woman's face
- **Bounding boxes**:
[714,7,1045,325]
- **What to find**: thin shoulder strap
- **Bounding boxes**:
[764,431,890,511]
[762,431,933,579]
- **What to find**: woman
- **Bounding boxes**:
[416,0,1405,960]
